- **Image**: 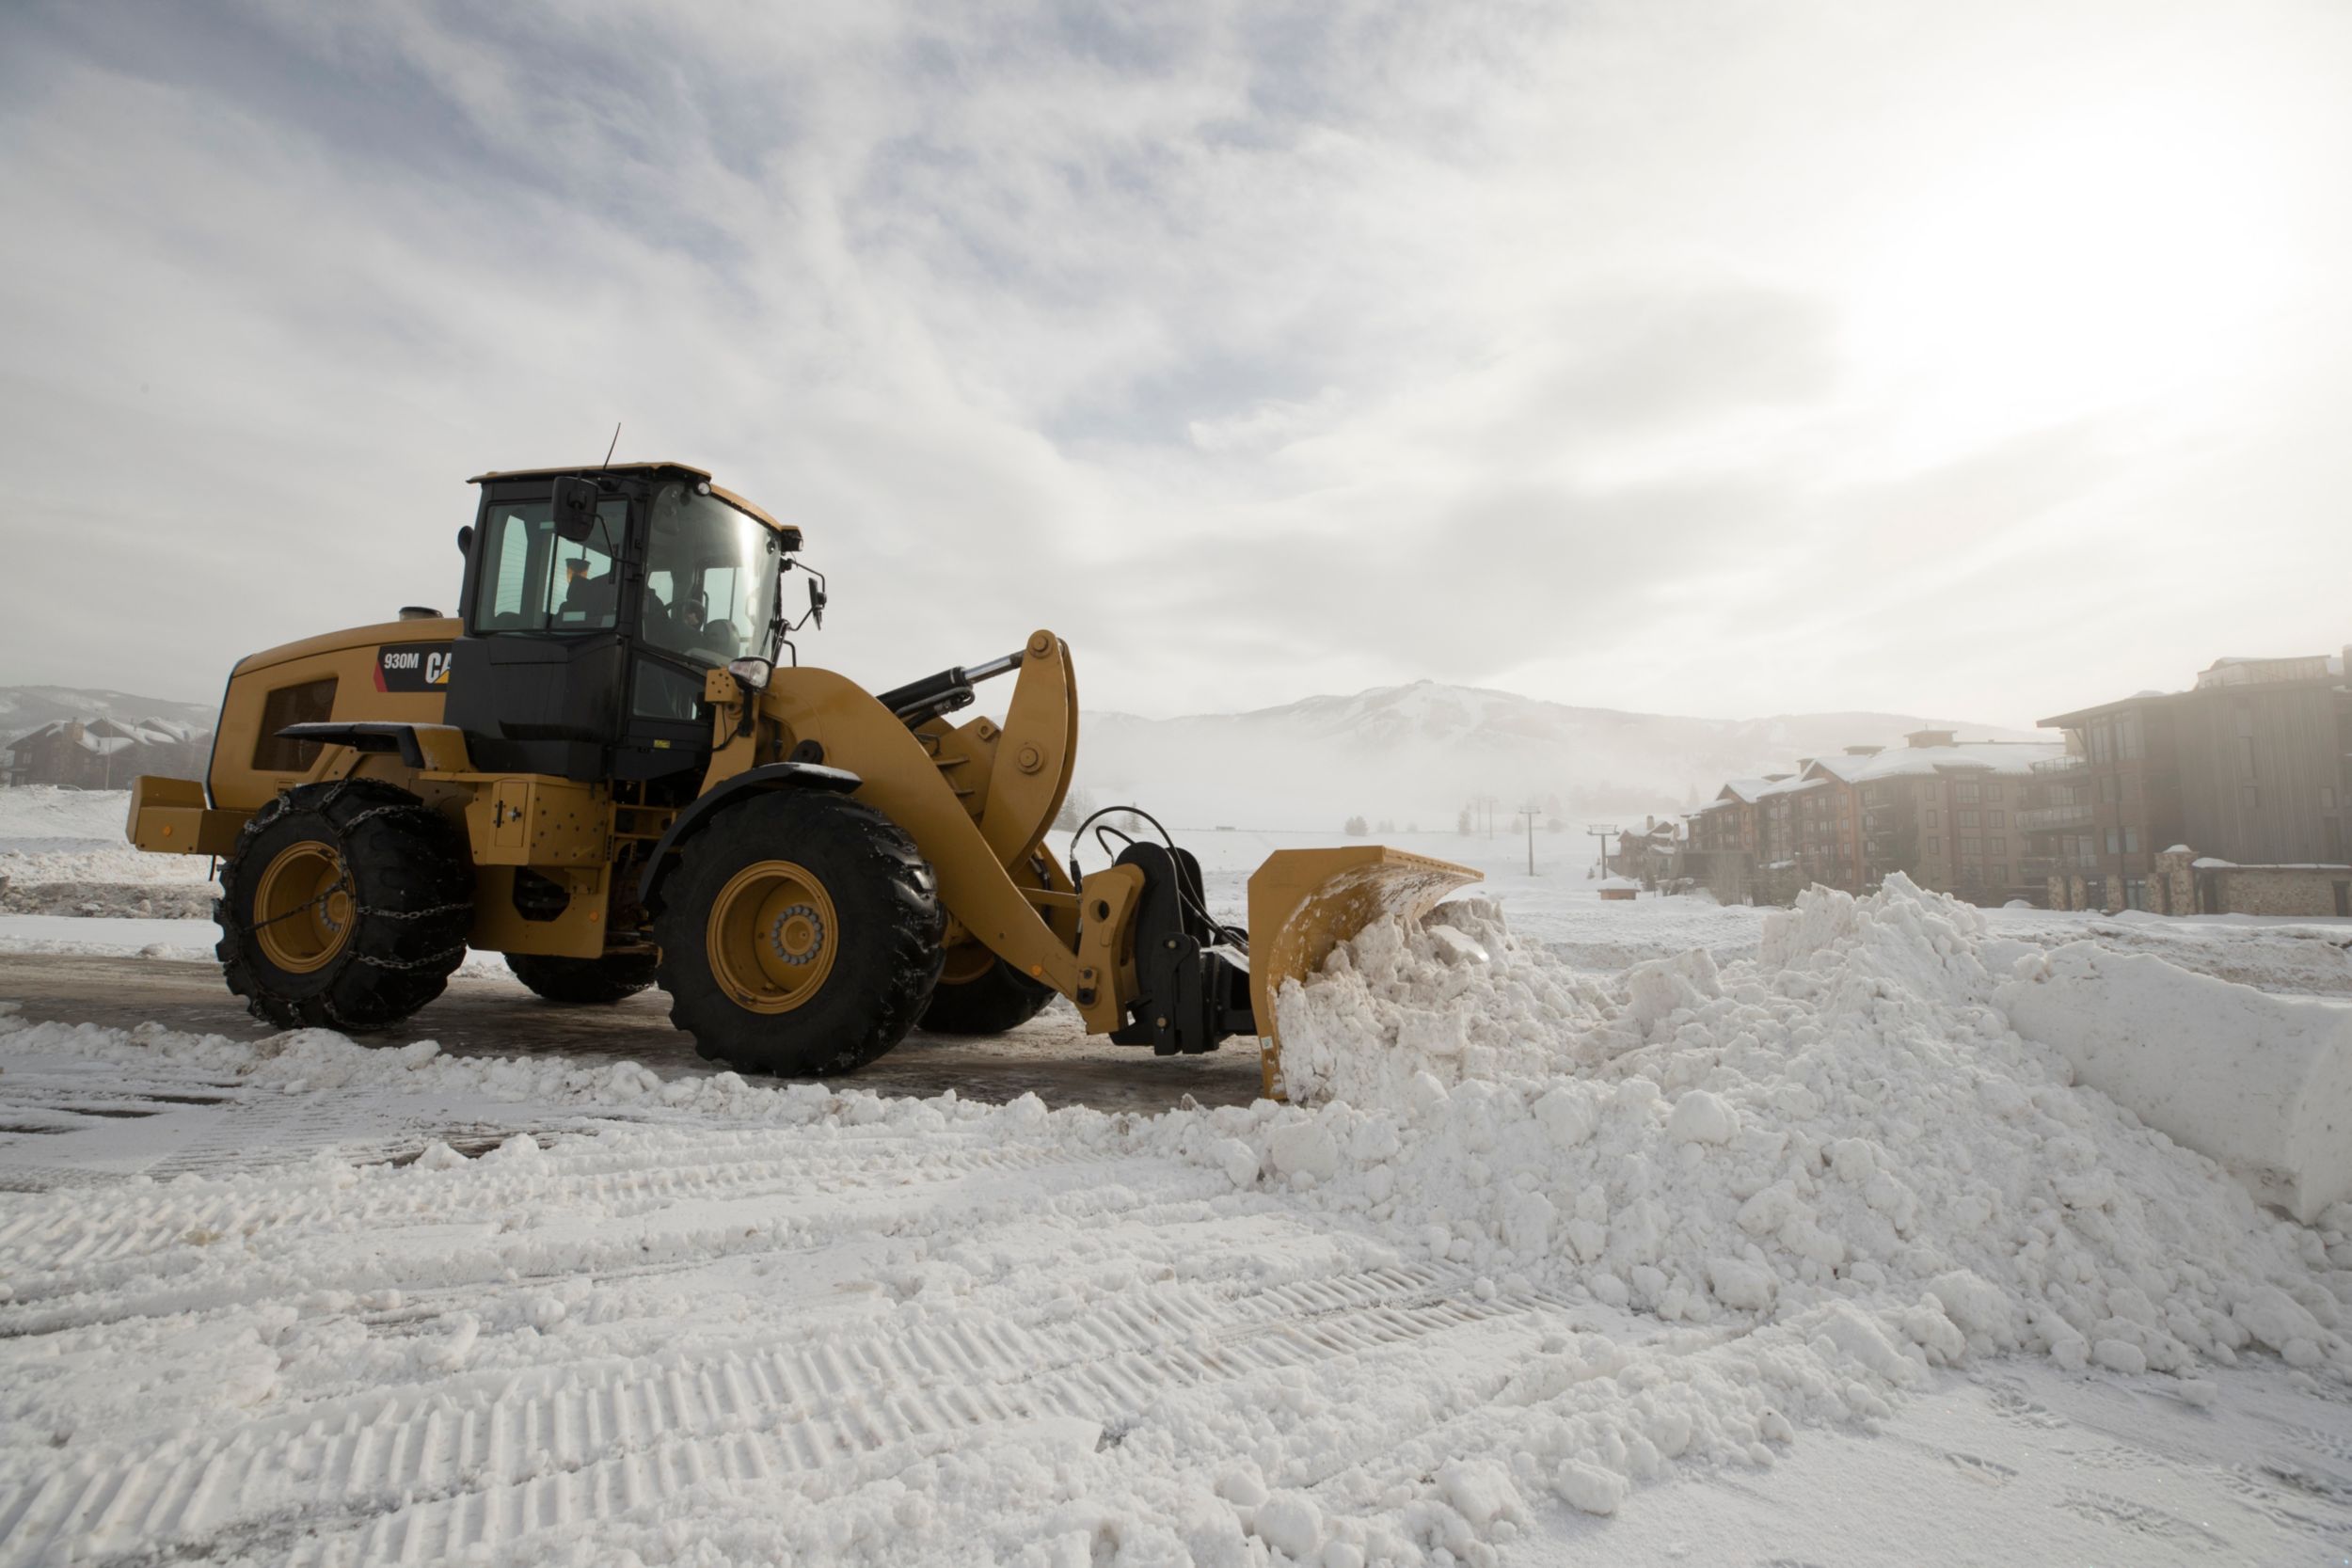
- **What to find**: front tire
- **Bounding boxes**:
[653,791,945,1074]
[215,780,474,1032]
[504,951,659,1005]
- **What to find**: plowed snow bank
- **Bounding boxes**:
[2000,943,2352,1221]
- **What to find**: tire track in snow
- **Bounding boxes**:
[0,1266,1570,1564]
[1,1128,1136,1318]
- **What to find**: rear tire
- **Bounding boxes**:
[215,779,473,1033]
[653,791,945,1075]
[920,953,1056,1035]
[504,951,658,1005]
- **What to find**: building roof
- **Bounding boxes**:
[2038,692,2173,727]
[7,716,203,756]
[2042,647,2348,725]
[2195,653,2343,689]
[1804,738,2066,784]
[1696,737,2064,825]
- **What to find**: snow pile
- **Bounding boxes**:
[1269,874,2351,1387]
[1999,944,2352,1221]
[1276,899,1613,1106]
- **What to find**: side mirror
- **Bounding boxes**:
[550,475,600,543]
[807,577,827,629]
[455,524,473,557]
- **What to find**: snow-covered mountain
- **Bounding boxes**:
[0,678,2033,835]
[0,687,218,747]
[1076,680,2038,832]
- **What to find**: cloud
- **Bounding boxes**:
[0,0,2345,728]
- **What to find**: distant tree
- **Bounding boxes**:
[1456,807,1473,835]
[1053,786,1097,833]
[1375,818,1394,834]
[1343,816,1369,836]
[1546,817,1564,833]
[1406,821,1420,833]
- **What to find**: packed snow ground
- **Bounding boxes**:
[5,864,2352,1563]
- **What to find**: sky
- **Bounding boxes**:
[1,0,2346,727]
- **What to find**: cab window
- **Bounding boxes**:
[471,499,628,633]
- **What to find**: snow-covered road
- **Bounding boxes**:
[4,1015,2347,1568]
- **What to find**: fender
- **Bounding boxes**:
[277,721,470,772]
[636,761,862,910]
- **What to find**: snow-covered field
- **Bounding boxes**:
[3,794,2351,1565]
[0,787,215,922]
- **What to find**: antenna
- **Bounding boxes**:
[600,421,621,468]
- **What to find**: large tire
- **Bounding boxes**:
[920,952,1056,1035]
[653,791,945,1075]
[504,951,659,1005]
[215,779,473,1032]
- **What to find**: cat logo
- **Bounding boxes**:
[374,642,453,694]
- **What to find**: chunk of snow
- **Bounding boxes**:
[1252,1492,1323,1558]
[2093,1338,2148,1374]
[1437,1457,1523,1528]
[1667,1089,1739,1145]
[1211,1137,1261,1187]
[1267,1119,1340,1180]
[1555,1461,1628,1515]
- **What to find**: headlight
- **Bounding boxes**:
[727,657,774,691]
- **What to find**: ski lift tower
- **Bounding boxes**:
[1585,823,1618,880]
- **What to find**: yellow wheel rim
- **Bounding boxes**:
[707,860,838,1013]
[253,842,354,974]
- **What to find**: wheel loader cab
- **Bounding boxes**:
[446,463,799,787]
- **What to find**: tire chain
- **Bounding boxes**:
[219,779,475,1031]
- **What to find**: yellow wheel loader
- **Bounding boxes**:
[126,462,1477,1099]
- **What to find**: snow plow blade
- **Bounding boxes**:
[1247,847,1482,1100]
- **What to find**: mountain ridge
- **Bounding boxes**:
[1097,677,2020,736]
[0,686,219,745]
[1,679,2040,831]
[1076,679,2040,830]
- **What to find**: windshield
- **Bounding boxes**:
[642,482,787,666]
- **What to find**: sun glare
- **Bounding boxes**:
[1847,89,2297,458]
